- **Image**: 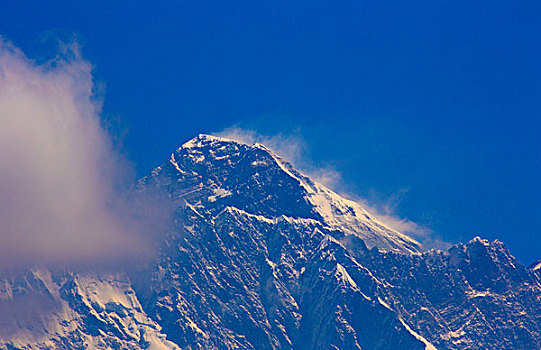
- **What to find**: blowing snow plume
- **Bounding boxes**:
[215,126,450,250]
[0,39,167,269]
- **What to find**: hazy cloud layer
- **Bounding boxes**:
[0,40,166,269]
[216,126,450,250]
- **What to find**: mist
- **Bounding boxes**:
[0,39,167,269]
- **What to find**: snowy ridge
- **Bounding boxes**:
[164,134,422,254]
[2,133,541,350]
[399,318,438,350]
[267,147,422,254]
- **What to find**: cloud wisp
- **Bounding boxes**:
[215,126,343,188]
[215,126,450,250]
[356,191,451,250]
[0,39,167,269]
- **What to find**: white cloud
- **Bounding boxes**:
[0,39,167,269]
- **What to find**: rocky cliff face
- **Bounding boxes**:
[1,134,540,350]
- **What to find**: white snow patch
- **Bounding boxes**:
[467,290,492,298]
[169,154,187,174]
[335,263,359,291]
[251,160,269,167]
[185,317,209,339]
[471,236,490,246]
[208,188,232,202]
[266,258,277,269]
[218,206,276,224]
[399,318,438,350]
[377,297,392,310]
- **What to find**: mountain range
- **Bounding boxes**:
[1,134,540,350]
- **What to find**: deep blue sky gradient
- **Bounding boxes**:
[2,1,540,263]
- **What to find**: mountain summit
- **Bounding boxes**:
[146,134,422,253]
[1,134,541,350]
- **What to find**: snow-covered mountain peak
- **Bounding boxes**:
[3,133,541,350]
[151,134,422,254]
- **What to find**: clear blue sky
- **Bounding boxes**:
[2,1,540,263]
